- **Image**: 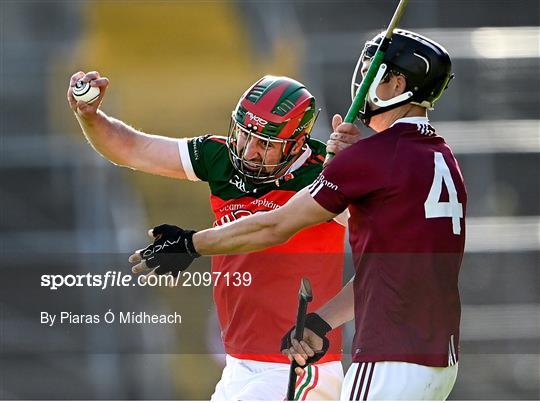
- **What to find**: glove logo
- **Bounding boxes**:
[141,236,182,258]
[139,225,199,277]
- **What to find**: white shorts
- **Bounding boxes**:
[341,361,458,400]
[211,354,343,401]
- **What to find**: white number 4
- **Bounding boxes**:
[424,152,463,235]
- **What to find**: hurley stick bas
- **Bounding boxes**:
[286,277,313,401]
[324,0,410,166]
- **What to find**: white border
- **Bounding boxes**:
[177,138,200,181]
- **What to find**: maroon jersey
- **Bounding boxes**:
[310,117,467,367]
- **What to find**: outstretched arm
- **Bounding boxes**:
[193,188,337,255]
[129,189,339,278]
[68,71,187,179]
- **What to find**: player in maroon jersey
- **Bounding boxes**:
[132,29,467,400]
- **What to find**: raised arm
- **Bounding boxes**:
[67,71,187,179]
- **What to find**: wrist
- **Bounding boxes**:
[315,310,340,330]
[305,312,332,337]
[75,108,101,128]
[184,230,200,258]
[191,231,202,255]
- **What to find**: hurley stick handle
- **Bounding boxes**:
[286,278,313,400]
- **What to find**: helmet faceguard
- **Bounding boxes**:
[352,30,454,126]
[227,76,318,184]
[227,118,299,183]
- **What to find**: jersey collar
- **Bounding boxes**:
[286,146,312,175]
[390,116,429,127]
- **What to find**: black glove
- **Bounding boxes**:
[280,312,332,367]
[140,224,200,277]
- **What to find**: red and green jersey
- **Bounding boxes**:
[178,135,345,363]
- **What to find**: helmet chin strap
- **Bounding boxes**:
[368,64,413,107]
[360,63,415,127]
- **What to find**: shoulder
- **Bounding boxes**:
[297,138,326,167]
[331,129,398,168]
[307,138,327,159]
[189,134,228,160]
[191,134,227,151]
[320,129,402,191]
[206,135,228,145]
[276,140,325,191]
[184,134,233,183]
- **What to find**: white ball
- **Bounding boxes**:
[73,80,101,104]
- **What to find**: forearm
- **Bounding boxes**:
[192,188,337,255]
[193,212,289,255]
[76,110,138,167]
[317,277,355,329]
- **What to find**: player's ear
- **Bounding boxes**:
[394,74,407,96]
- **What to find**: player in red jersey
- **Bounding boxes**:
[68,73,358,400]
[133,30,467,400]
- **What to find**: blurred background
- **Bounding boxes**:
[1,0,539,399]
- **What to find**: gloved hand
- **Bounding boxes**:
[130,224,200,278]
[280,312,332,367]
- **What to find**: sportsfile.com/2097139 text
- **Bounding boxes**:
[40,271,252,290]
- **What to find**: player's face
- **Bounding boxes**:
[236,130,285,174]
